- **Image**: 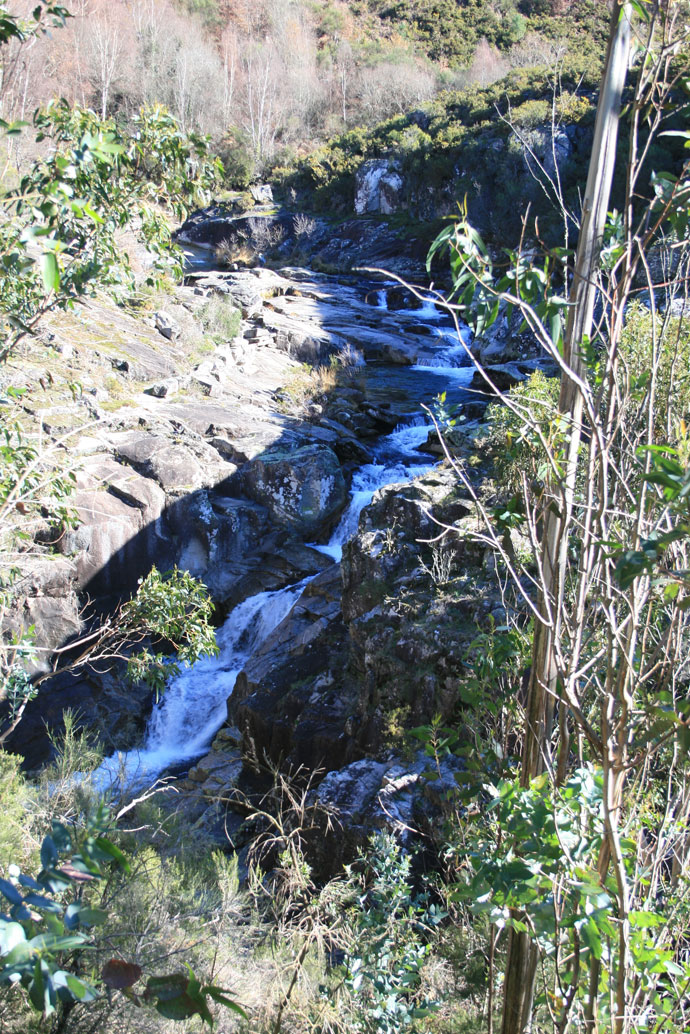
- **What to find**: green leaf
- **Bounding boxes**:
[146,974,190,1001]
[0,878,22,906]
[40,836,58,870]
[0,921,27,955]
[74,907,108,927]
[40,252,60,292]
[94,837,130,873]
[204,986,248,1017]
[154,992,205,1022]
[629,910,663,929]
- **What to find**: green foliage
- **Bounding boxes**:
[0,2,68,48]
[0,101,221,361]
[611,447,690,599]
[358,0,608,67]
[1,566,218,744]
[0,802,127,1017]
[217,126,255,189]
[122,566,219,695]
[198,295,242,342]
[344,833,443,1033]
[175,0,222,30]
[0,802,246,1025]
[452,765,690,1031]
[486,369,561,493]
[278,66,598,238]
[0,411,77,544]
[0,751,27,871]
[618,301,690,446]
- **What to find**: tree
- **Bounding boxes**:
[500,6,633,1031]
[428,1,690,1031]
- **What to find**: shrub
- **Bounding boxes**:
[198,295,242,341]
[341,833,444,1034]
[486,369,560,494]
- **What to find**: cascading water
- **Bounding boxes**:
[86,268,483,794]
[92,423,434,792]
[92,583,306,791]
[310,429,433,562]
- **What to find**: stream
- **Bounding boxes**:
[93,275,474,792]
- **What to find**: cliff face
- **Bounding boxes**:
[275,72,599,247]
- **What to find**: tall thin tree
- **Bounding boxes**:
[500,4,633,1033]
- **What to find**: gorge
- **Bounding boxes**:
[9,236,542,849]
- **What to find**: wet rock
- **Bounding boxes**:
[231,565,355,770]
[243,443,347,537]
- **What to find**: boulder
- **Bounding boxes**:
[57,461,170,595]
[231,565,355,770]
[250,184,273,204]
[111,432,233,496]
[154,311,182,341]
[1,556,82,674]
[470,363,527,395]
[310,752,465,876]
[243,443,347,537]
[147,378,180,398]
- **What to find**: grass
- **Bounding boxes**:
[198,295,242,342]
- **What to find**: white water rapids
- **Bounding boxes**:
[91,280,474,793]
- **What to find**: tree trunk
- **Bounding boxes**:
[500,5,633,1033]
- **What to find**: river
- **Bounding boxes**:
[92,273,474,792]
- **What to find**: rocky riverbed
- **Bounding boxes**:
[3,244,548,869]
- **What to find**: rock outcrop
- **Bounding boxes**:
[243,443,347,538]
[354,160,404,215]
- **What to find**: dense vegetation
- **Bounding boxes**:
[1,0,608,184]
[352,0,609,66]
[1,2,690,1034]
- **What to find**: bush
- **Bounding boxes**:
[198,295,242,342]
[217,127,255,189]
[486,369,560,494]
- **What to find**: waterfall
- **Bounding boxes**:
[92,583,306,791]
[92,423,433,792]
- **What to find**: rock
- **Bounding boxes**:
[250,184,273,204]
[111,432,231,496]
[231,564,355,770]
[57,460,170,595]
[192,373,222,398]
[243,443,347,537]
[1,556,82,674]
[311,752,465,875]
[470,363,527,394]
[154,310,182,341]
[355,160,404,215]
[4,665,154,771]
[147,378,179,398]
[519,126,571,180]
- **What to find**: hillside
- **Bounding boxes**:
[1,0,608,187]
[349,0,609,66]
